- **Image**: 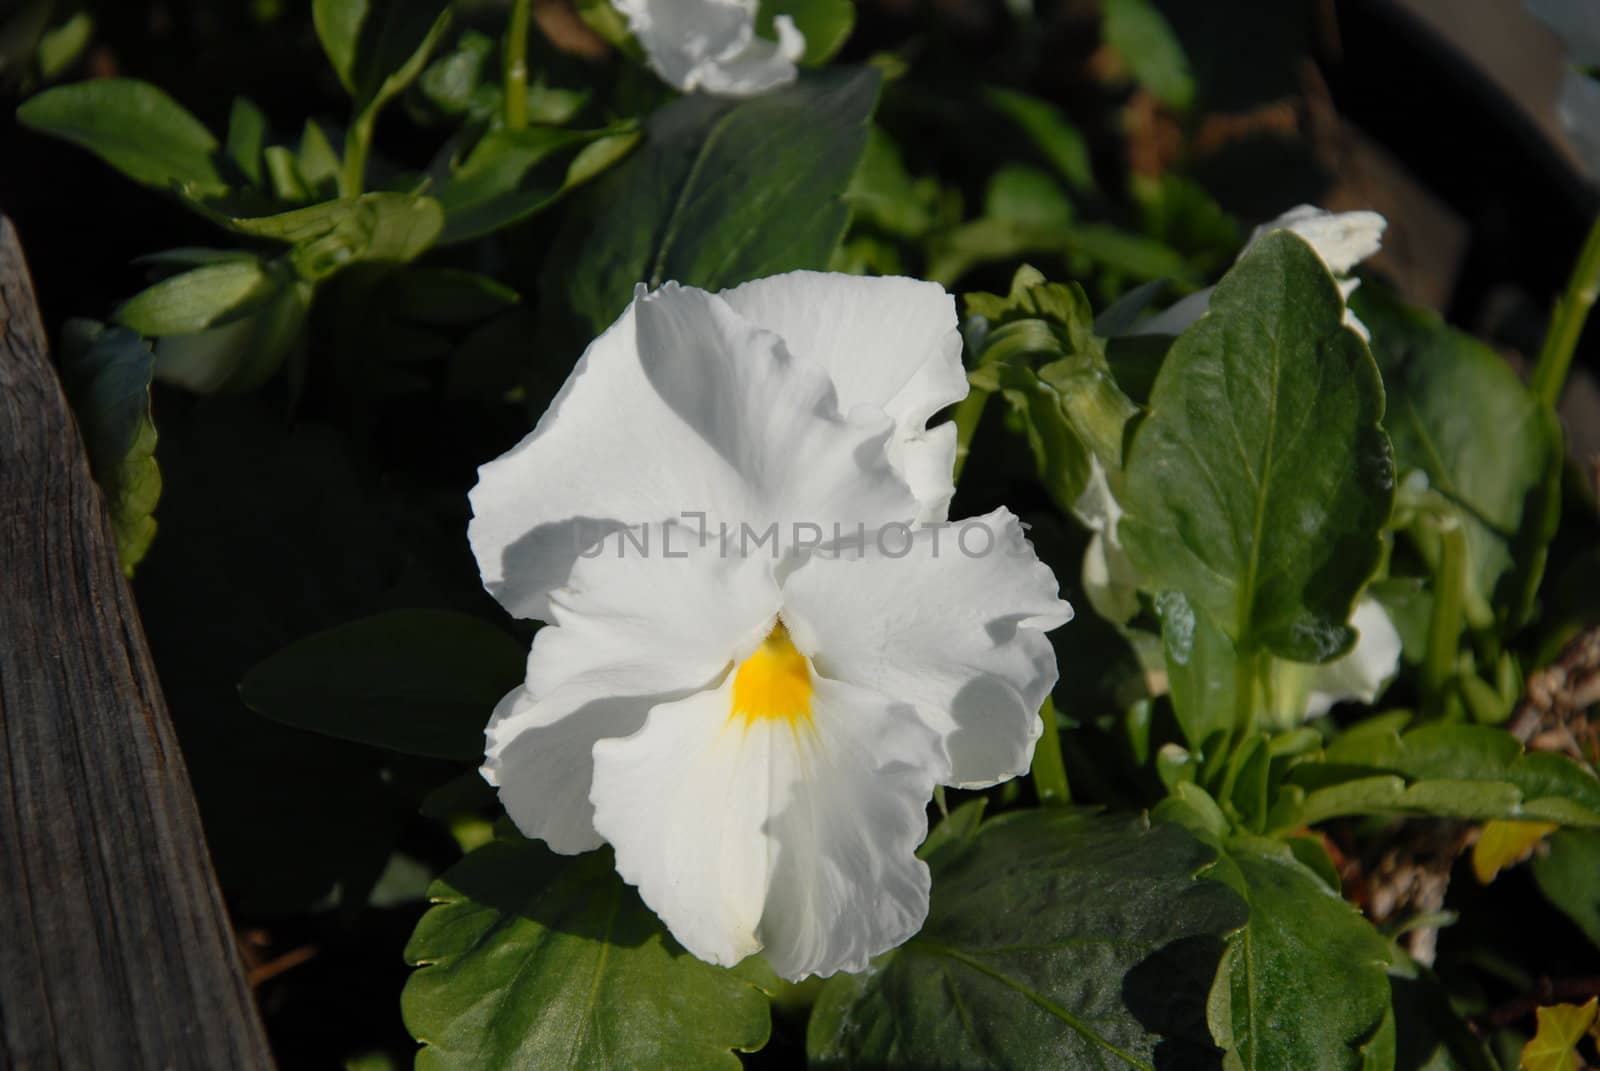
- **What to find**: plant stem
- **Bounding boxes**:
[340,105,377,197]
[1422,516,1467,717]
[949,384,990,485]
[1030,697,1071,805]
[1531,209,1600,407]
[1232,649,1258,738]
[504,0,532,130]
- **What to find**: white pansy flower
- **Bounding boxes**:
[470,274,1071,980]
[1131,204,1387,340]
[1300,597,1404,719]
[613,0,805,98]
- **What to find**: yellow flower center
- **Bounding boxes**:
[730,621,813,727]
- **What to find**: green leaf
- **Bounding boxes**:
[554,67,879,337]
[1208,836,1395,1071]
[965,267,1139,513]
[36,12,92,82]
[1157,590,1237,755]
[759,0,854,64]
[224,97,267,187]
[808,810,1248,1070]
[191,192,445,275]
[114,257,272,336]
[1103,0,1196,110]
[435,123,641,244]
[1120,230,1394,664]
[152,272,311,394]
[844,126,937,239]
[314,0,450,106]
[17,77,225,194]
[57,320,161,573]
[984,86,1097,193]
[1532,829,1600,951]
[1276,723,1600,831]
[985,165,1074,228]
[402,838,773,1069]
[239,610,524,761]
[1352,284,1563,631]
[297,119,344,200]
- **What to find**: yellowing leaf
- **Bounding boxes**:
[1474,820,1558,884]
[1520,997,1597,1071]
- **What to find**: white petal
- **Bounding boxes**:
[780,508,1072,787]
[720,272,969,520]
[468,283,919,621]
[1247,205,1387,276]
[1126,208,1385,339]
[590,675,944,979]
[1302,598,1403,719]
[897,422,960,523]
[1073,457,1141,624]
[1531,0,1600,66]
[612,0,801,97]
[483,523,780,853]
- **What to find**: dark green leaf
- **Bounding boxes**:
[17,77,225,193]
[1103,0,1195,109]
[1120,231,1394,663]
[1352,284,1563,631]
[808,810,1247,1070]
[57,320,160,573]
[1208,836,1394,1071]
[435,123,640,244]
[1157,590,1237,755]
[239,609,524,761]
[555,66,879,337]
[403,838,773,1069]
[387,267,519,326]
[1532,829,1600,950]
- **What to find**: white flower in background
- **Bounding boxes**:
[1130,205,1387,341]
[613,0,805,97]
[1529,0,1600,179]
[1299,598,1404,719]
[1072,456,1139,625]
[469,275,1071,980]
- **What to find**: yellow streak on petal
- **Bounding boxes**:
[731,622,813,728]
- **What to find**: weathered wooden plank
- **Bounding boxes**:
[0,217,275,1070]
